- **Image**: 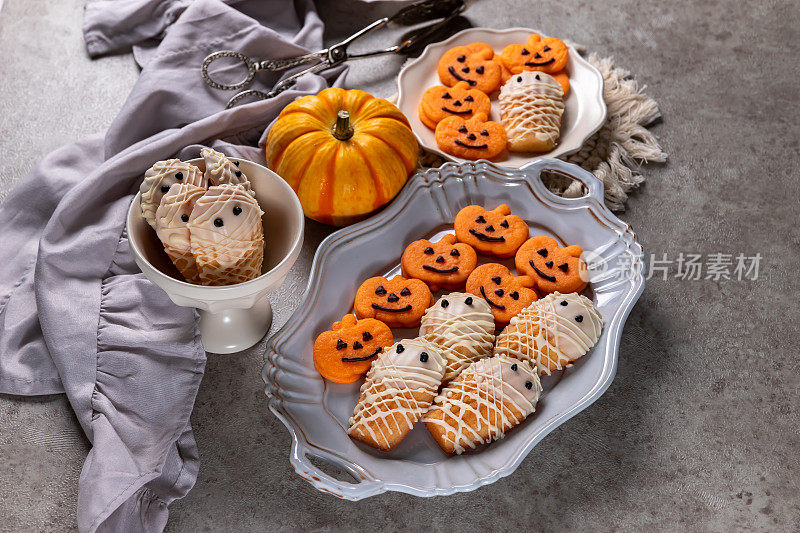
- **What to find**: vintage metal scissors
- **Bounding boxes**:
[201,0,465,108]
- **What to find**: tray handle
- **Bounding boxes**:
[520,157,605,204]
[290,439,383,500]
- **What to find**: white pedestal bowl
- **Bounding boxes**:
[126,157,304,354]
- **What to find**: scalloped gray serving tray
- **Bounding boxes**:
[262,159,644,499]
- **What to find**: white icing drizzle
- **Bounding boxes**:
[201,147,253,192]
[154,183,206,251]
[419,292,496,382]
[140,159,205,228]
[422,355,541,454]
[499,70,564,152]
[348,338,446,449]
[494,292,603,375]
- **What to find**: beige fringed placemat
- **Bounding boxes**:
[397,51,666,212]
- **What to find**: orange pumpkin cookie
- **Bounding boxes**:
[401,234,477,292]
[437,42,502,94]
[466,263,538,327]
[418,81,492,130]
[354,275,434,328]
[434,112,506,161]
[515,235,588,295]
[313,314,394,383]
[454,204,528,258]
[499,35,569,75]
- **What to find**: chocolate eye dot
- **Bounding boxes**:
[475,215,486,223]
[558,263,569,272]
[511,363,518,371]
[233,161,239,167]
[535,74,541,81]
[419,351,429,363]
[464,95,474,102]
[396,343,405,353]
[561,300,568,306]
[476,66,484,74]
[181,214,189,223]
[510,291,519,300]
[516,76,522,82]
[467,133,477,140]
[492,276,502,285]
[459,125,468,133]
[457,55,466,62]
[435,256,445,263]
[525,381,533,390]
[400,287,411,296]
[336,339,347,350]
[352,341,363,350]
[442,92,452,99]
[453,100,462,107]
[424,246,434,254]
[375,286,387,295]
[537,248,548,257]
[362,331,373,342]
[233,206,242,216]
[160,185,170,193]
[543,45,551,52]
[465,297,473,305]
[214,218,224,227]
[500,220,509,228]
[481,130,489,136]
[521,48,529,55]
[175,171,183,180]
[495,288,504,297]
[575,315,584,323]
[234,170,242,177]
[461,66,470,73]
[441,299,449,308]
[450,249,460,257]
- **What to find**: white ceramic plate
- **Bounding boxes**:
[262,159,644,499]
[396,27,607,168]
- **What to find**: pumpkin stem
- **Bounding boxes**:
[332,110,354,141]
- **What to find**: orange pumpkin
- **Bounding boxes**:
[266,88,419,226]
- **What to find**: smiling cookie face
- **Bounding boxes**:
[401,234,477,292]
[437,42,502,94]
[418,82,492,130]
[515,235,588,295]
[500,35,568,75]
[466,263,538,327]
[454,204,529,258]
[354,275,434,328]
[313,314,394,383]
[434,112,507,161]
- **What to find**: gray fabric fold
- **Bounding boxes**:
[0,0,346,530]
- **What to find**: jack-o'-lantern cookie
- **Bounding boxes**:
[499,35,569,75]
[418,81,491,130]
[354,275,434,328]
[515,235,588,295]
[466,263,537,327]
[437,42,502,94]
[434,112,507,161]
[454,204,528,258]
[401,234,477,292]
[313,314,394,383]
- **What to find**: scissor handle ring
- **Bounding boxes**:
[201,50,256,91]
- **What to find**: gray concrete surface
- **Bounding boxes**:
[1,0,799,531]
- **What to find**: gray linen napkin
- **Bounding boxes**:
[0,0,346,530]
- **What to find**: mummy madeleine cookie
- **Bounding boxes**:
[494,292,603,375]
[313,314,394,384]
[187,184,264,286]
[423,356,542,454]
[499,71,565,153]
[401,234,477,292]
[200,147,253,193]
[419,293,495,382]
[154,183,206,283]
[454,204,528,258]
[515,235,588,295]
[348,338,446,451]
[140,159,205,228]
[354,275,434,328]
